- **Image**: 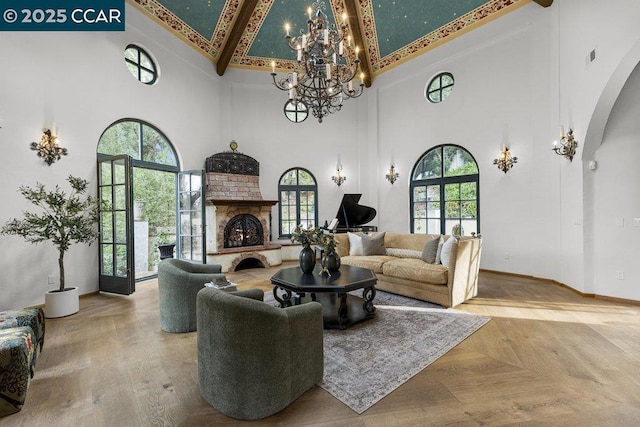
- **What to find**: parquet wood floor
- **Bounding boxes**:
[3,263,640,426]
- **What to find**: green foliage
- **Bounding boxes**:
[1,175,99,291]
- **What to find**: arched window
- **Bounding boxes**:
[278,168,318,237]
[410,145,479,236]
[97,119,178,168]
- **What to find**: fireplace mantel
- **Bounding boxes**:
[209,199,278,207]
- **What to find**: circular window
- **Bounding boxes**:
[284,100,309,123]
[426,72,454,103]
[124,44,158,85]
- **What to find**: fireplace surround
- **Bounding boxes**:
[204,147,282,272]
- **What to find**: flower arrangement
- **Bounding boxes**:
[291,225,337,253]
[290,225,320,247]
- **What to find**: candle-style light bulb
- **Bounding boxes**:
[285,23,290,36]
[271,61,275,73]
[307,7,312,20]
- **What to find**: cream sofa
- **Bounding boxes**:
[333,232,482,307]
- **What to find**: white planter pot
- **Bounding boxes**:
[45,287,79,318]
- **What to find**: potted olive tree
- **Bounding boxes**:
[1,175,99,317]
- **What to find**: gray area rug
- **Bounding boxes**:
[265,290,490,414]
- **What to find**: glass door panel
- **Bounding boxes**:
[98,155,135,295]
[177,170,205,263]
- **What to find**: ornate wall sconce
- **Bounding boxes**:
[331,165,346,187]
[493,146,518,173]
[552,128,578,161]
[30,129,68,166]
[385,164,399,184]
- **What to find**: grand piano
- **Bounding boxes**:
[332,194,377,233]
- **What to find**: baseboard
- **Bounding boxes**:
[480,268,640,306]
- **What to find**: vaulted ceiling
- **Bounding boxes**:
[129,0,552,86]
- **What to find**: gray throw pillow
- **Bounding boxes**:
[421,236,440,264]
[362,232,386,255]
[440,237,458,268]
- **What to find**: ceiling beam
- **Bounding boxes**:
[216,0,259,76]
[344,0,372,88]
[532,0,553,7]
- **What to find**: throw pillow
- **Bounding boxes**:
[440,237,458,268]
[386,248,423,259]
[347,232,363,256]
[362,232,386,256]
[421,236,440,264]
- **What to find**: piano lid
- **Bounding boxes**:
[335,194,376,230]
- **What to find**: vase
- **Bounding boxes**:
[299,244,316,274]
[45,287,79,318]
[323,251,341,272]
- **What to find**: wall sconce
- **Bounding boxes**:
[30,129,68,166]
[332,165,346,187]
[552,128,578,161]
[493,146,518,173]
[385,164,399,184]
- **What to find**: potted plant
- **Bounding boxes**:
[1,175,99,318]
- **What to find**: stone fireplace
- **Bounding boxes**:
[205,147,282,272]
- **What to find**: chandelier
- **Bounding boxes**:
[270,1,365,123]
[552,128,578,161]
[30,129,68,166]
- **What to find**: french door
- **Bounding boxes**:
[177,170,206,263]
[97,155,135,295]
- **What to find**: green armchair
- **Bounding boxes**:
[196,288,324,420]
[158,258,226,333]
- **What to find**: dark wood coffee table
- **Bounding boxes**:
[270,264,377,329]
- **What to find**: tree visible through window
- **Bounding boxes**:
[278,168,318,237]
[411,145,479,236]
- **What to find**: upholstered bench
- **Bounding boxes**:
[0,308,46,376]
[0,326,36,417]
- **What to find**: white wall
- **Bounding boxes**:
[2,0,640,310]
[592,62,640,301]
[0,4,223,310]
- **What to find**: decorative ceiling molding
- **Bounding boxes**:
[344,0,372,88]
[130,0,544,81]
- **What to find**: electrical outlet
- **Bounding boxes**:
[634,218,640,227]
[504,253,511,260]
[616,218,624,227]
[48,276,54,284]
[616,271,624,280]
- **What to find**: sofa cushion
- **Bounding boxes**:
[382,258,449,285]
[362,232,386,255]
[340,255,396,274]
[421,236,440,264]
[440,237,458,268]
[385,248,422,259]
[347,232,363,256]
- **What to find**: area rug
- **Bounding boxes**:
[265,291,490,414]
